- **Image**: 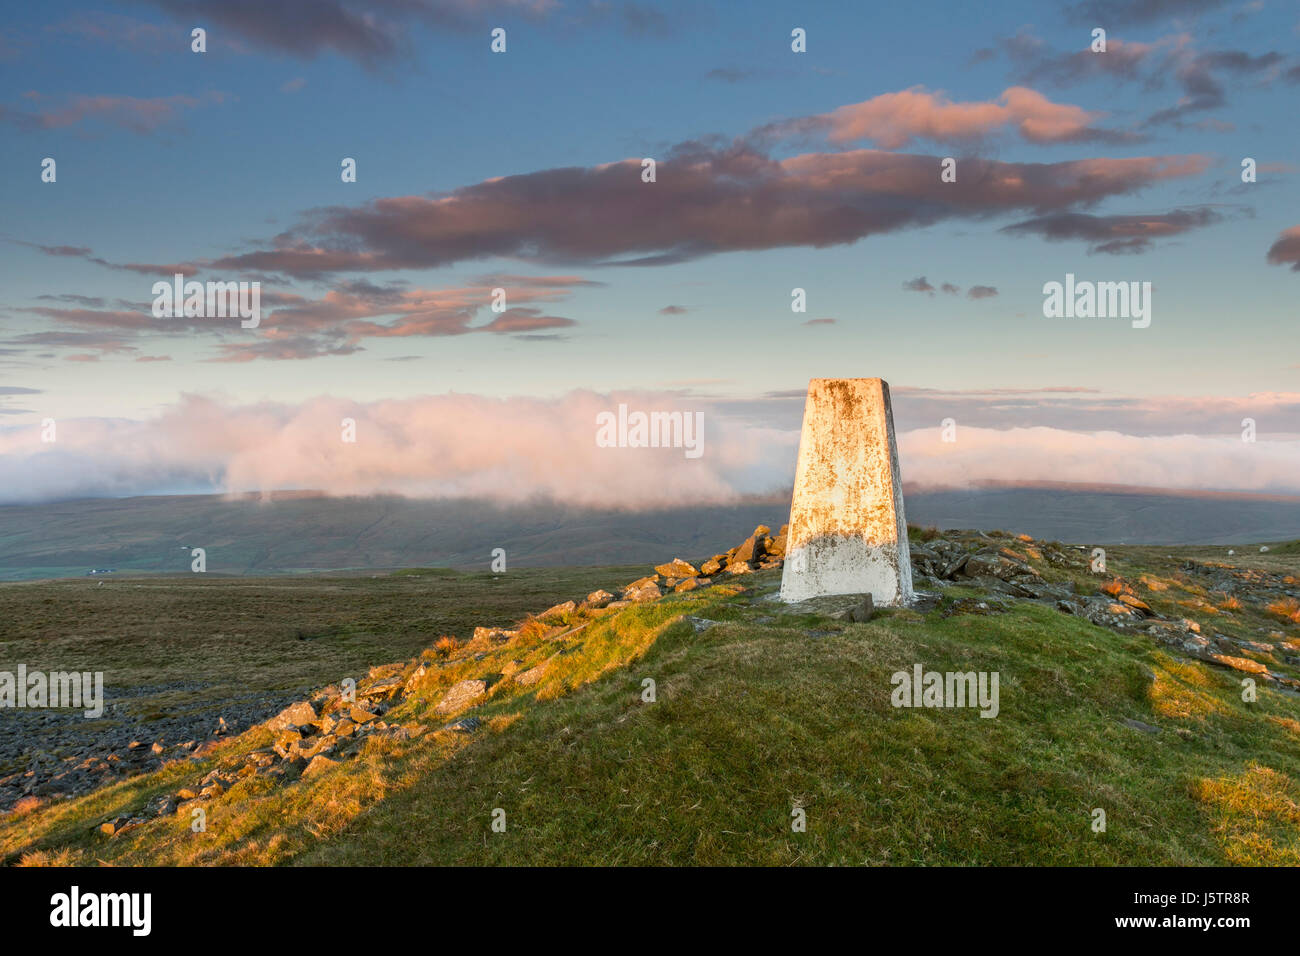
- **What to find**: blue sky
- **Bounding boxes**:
[0,0,1297,502]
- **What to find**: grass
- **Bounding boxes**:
[3,540,1299,866]
[0,565,644,717]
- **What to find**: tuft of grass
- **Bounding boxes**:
[1267,597,1300,625]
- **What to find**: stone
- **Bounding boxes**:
[349,705,378,724]
[655,558,699,578]
[780,379,914,606]
[847,593,874,622]
[435,679,487,715]
[442,717,482,733]
[302,755,338,778]
[1122,719,1161,735]
[273,729,302,759]
[674,577,709,592]
[700,556,725,576]
[540,600,577,621]
[584,590,615,608]
[266,700,318,733]
[625,582,663,602]
[734,532,766,564]
[1117,593,1153,615]
[515,661,549,686]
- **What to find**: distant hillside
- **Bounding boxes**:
[1,484,1299,580]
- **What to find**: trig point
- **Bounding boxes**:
[780,378,914,606]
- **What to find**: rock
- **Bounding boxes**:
[98,815,145,837]
[848,594,874,623]
[145,794,177,817]
[540,600,577,621]
[674,577,710,592]
[266,700,318,733]
[1207,654,1268,675]
[332,718,356,737]
[1117,593,1153,615]
[724,561,753,575]
[910,591,942,612]
[272,729,302,759]
[938,553,970,579]
[605,600,633,610]
[176,787,199,801]
[655,558,699,578]
[199,782,224,800]
[515,661,549,687]
[583,590,615,608]
[358,675,404,701]
[299,735,338,759]
[435,679,487,715]
[302,755,338,778]
[625,582,663,602]
[442,717,482,734]
[734,530,767,564]
[349,705,378,724]
[700,556,725,576]
[1122,718,1161,735]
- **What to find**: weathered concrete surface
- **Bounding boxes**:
[779,378,914,606]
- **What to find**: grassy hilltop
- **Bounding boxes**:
[2,528,1299,866]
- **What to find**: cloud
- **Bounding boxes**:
[49,12,170,52]
[0,391,790,506]
[1000,206,1224,254]
[898,425,1300,494]
[659,305,687,315]
[818,86,1129,148]
[903,277,936,295]
[803,317,836,326]
[6,272,591,362]
[139,0,619,66]
[205,145,1207,278]
[1004,30,1161,87]
[2,388,1299,505]
[1067,0,1230,25]
[1266,226,1300,271]
[0,91,227,134]
[967,285,998,299]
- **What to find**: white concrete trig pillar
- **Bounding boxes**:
[779,378,914,606]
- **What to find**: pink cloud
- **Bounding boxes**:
[822,86,1117,148]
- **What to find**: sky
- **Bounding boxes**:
[0,0,1298,505]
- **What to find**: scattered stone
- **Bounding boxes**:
[435,679,487,715]
[1122,719,1162,735]
[655,558,699,578]
[302,755,338,778]
[349,705,378,724]
[515,661,549,687]
[540,600,577,621]
[266,701,318,733]
[848,594,874,623]
[625,581,663,602]
[442,716,482,734]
